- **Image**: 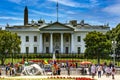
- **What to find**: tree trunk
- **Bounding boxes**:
[98,57,100,65]
[1,58,5,65]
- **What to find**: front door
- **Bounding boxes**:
[55,50,59,54]
[65,47,69,54]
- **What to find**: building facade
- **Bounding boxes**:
[6,7,110,54]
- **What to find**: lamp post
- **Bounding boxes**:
[97,48,101,65]
[112,40,117,66]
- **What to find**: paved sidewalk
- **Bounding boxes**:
[1,75,120,80]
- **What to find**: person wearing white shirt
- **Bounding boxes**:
[91,64,96,78]
[97,65,102,78]
[105,66,111,77]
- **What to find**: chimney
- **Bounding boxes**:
[69,20,77,27]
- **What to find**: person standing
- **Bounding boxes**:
[91,64,96,78]
[0,68,2,76]
[105,66,111,77]
[57,67,61,75]
[111,66,116,80]
[97,65,102,78]
[67,66,70,75]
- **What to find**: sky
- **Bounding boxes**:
[0,0,120,29]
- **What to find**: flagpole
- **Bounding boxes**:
[56,0,58,22]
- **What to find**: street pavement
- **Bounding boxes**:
[0,75,120,80]
[0,67,120,80]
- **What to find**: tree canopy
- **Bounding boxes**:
[84,31,111,64]
[0,30,21,65]
[106,23,120,59]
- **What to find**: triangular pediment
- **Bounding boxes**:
[39,22,74,31]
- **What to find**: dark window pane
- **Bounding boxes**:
[34,47,37,53]
[26,36,29,42]
[34,36,37,42]
[78,47,81,54]
[26,47,29,53]
[77,36,81,42]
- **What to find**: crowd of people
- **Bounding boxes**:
[0,61,117,80]
[90,63,116,80]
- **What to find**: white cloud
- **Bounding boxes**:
[8,0,22,4]
[48,0,99,8]
[87,20,103,25]
[8,0,39,6]
[90,0,98,4]
[89,0,99,7]
[10,22,23,26]
[0,16,23,20]
[30,9,56,17]
[30,9,65,17]
[103,4,120,16]
[23,0,39,6]
[66,11,76,14]
[48,0,80,7]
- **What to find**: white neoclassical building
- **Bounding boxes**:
[6,7,110,54]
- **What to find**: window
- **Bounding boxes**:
[34,47,37,53]
[26,47,29,53]
[34,36,37,42]
[46,47,49,53]
[66,36,69,42]
[46,36,49,42]
[78,47,81,54]
[26,36,29,42]
[65,47,69,54]
[77,36,81,42]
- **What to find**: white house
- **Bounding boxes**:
[5,6,110,54]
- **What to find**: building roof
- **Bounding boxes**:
[5,20,110,31]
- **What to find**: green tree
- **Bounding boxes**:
[106,24,120,61]
[84,31,111,64]
[0,30,21,65]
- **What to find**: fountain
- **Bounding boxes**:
[21,64,45,75]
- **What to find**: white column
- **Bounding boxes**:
[71,33,74,53]
[40,33,43,53]
[50,33,53,53]
[61,33,63,53]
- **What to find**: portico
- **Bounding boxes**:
[39,22,74,54]
[39,32,74,54]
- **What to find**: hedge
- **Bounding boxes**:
[6,53,85,59]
